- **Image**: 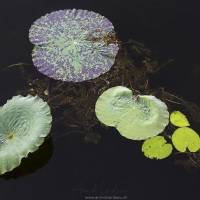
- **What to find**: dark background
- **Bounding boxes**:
[0,0,200,200]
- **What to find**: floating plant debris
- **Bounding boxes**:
[29,9,119,82]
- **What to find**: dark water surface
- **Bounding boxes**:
[0,1,200,199]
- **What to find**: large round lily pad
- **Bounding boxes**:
[0,95,52,175]
[29,9,119,82]
[95,86,169,140]
[142,136,173,159]
[172,127,200,152]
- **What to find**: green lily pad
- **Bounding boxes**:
[95,86,169,140]
[142,136,173,159]
[29,9,119,82]
[170,111,190,127]
[0,95,52,175]
[172,127,200,152]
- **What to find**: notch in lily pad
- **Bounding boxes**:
[29,9,119,82]
[172,127,200,152]
[142,136,173,159]
[95,86,169,140]
[0,95,52,175]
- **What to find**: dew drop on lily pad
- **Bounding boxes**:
[0,95,52,175]
[95,86,169,140]
[29,9,119,82]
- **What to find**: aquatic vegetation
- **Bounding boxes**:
[169,111,200,153]
[142,136,173,159]
[0,95,52,174]
[1,8,200,171]
[142,110,200,160]
[95,86,169,140]
[16,44,155,143]
[172,127,200,152]
[170,111,190,127]
[29,9,119,82]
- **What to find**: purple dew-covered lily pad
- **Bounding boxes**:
[29,9,119,82]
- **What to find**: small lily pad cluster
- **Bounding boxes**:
[142,111,200,159]
[95,87,200,160]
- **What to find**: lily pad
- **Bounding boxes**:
[170,111,190,127]
[95,86,169,140]
[0,95,52,175]
[29,9,119,82]
[142,136,173,159]
[172,127,200,152]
